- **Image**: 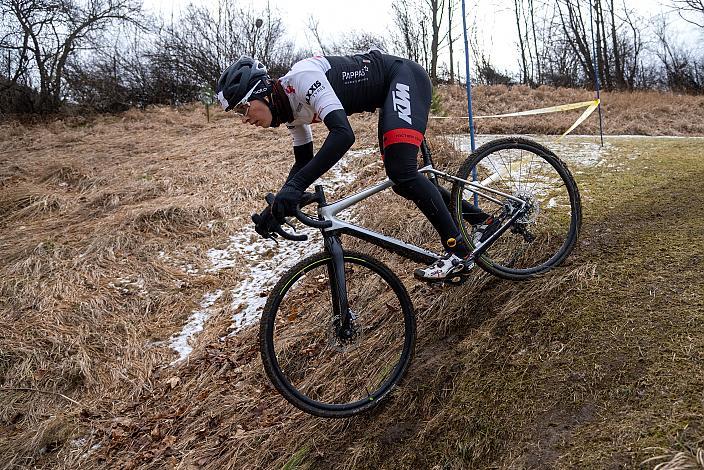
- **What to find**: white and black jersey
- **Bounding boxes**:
[280,50,431,150]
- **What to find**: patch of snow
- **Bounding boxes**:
[184,264,198,274]
[169,148,375,363]
[70,437,87,448]
[69,432,102,460]
[206,247,236,271]
[108,277,146,295]
[223,149,372,335]
[448,134,611,169]
[225,224,321,333]
[169,289,223,364]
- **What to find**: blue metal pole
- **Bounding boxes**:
[461,0,478,206]
[589,0,605,146]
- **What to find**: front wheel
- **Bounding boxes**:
[450,137,582,280]
[259,250,416,418]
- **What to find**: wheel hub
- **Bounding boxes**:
[330,310,362,351]
[513,192,540,224]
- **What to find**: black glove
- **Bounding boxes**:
[252,206,278,239]
[272,182,304,223]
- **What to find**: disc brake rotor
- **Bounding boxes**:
[328,309,362,352]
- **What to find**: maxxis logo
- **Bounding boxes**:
[305,80,322,104]
[392,83,412,125]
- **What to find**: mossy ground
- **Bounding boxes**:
[344,137,704,469]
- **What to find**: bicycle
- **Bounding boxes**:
[254,136,582,418]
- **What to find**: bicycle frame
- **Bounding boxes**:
[307,141,527,335]
[316,168,527,264]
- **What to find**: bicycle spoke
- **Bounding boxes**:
[268,256,411,410]
[451,138,580,278]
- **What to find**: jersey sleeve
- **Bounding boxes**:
[296,71,344,121]
[286,124,313,147]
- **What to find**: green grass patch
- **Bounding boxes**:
[283,444,311,470]
[346,137,704,469]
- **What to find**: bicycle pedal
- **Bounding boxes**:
[445,262,474,285]
[444,273,469,285]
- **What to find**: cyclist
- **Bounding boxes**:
[215,50,498,281]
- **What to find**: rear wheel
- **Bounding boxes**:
[259,250,416,418]
[450,137,582,280]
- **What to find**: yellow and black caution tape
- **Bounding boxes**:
[430,99,601,139]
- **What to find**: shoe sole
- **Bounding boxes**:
[413,263,474,284]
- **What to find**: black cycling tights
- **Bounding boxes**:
[384,142,469,257]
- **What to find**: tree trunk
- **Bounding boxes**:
[429,0,443,82]
[515,0,529,85]
[529,0,542,84]
[448,0,454,83]
[609,0,624,88]
[594,0,612,89]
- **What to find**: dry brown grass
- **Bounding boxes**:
[1,89,703,469]
[0,103,382,468]
[431,84,704,136]
[643,448,704,469]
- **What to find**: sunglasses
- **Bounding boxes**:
[231,79,261,116]
[233,102,250,117]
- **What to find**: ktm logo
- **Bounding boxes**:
[392,83,412,125]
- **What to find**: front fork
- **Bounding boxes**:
[324,233,353,340]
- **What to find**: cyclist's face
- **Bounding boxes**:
[241,99,272,128]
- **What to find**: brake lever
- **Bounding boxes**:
[261,191,317,241]
[273,223,308,242]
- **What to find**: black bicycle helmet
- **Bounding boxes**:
[216,56,272,111]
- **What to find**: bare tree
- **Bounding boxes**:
[549,0,646,90]
[672,0,704,28]
[427,0,446,81]
[447,0,458,83]
[529,0,543,84]
[391,0,426,64]
[653,15,703,92]
[306,17,387,56]
[391,0,450,81]
[514,0,530,84]
[306,16,330,55]
[1,0,141,112]
[248,4,286,66]
[157,1,291,86]
[63,0,300,111]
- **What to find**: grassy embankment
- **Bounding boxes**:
[0,86,703,468]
